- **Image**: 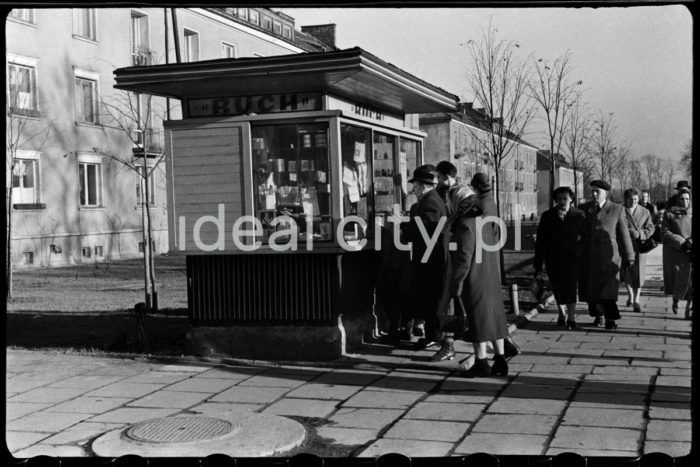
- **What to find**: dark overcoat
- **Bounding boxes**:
[448,193,508,343]
[402,188,449,321]
[579,200,635,304]
[533,206,587,304]
[662,206,692,300]
[623,205,656,288]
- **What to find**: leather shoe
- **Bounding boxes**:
[461,358,491,378]
[557,316,566,327]
[672,300,679,314]
[503,338,521,358]
[490,354,509,376]
[566,320,577,330]
[414,338,440,350]
[605,320,618,330]
[592,317,602,327]
[633,302,641,313]
[430,339,456,361]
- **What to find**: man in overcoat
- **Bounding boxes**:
[579,180,635,330]
[402,164,449,349]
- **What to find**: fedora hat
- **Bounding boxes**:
[408,165,437,184]
[675,180,691,190]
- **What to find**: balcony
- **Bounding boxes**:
[131,46,155,66]
[132,128,163,158]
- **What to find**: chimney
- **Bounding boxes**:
[301,24,336,48]
[457,102,473,114]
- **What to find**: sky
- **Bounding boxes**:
[279,5,693,163]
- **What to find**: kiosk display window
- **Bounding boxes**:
[340,124,371,241]
[372,132,397,216]
[252,123,331,242]
[399,138,420,211]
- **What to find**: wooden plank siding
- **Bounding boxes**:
[169,125,246,253]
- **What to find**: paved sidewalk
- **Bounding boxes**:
[5,247,692,458]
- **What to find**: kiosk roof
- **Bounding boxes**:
[114,47,459,114]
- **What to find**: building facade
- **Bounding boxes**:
[6,7,331,268]
[420,103,540,221]
[536,150,586,213]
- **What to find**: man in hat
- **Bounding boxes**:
[579,180,635,330]
[666,180,691,210]
[402,164,449,349]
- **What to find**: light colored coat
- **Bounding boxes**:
[662,206,692,300]
[623,205,656,288]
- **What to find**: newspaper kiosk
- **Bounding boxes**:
[114,47,458,359]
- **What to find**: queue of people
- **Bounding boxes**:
[376,162,692,379]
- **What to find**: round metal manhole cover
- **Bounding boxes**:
[126,417,234,443]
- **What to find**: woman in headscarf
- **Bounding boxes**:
[662,188,692,319]
[448,174,509,378]
[533,186,587,329]
[621,187,656,312]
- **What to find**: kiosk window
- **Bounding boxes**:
[252,123,331,242]
[372,132,397,216]
[340,124,371,241]
[399,138,420,212]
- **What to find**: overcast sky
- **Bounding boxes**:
[279,5,692,162]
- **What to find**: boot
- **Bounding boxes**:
[430,338,456,362]
[503,338,521,358]
[461,358,491,378]
[491,354,509,376]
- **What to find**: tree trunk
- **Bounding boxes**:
[549,150,556,208]
[494,169,506,283]
[144,164,157,313]
[6,186,13,301]
[573,168,579,206]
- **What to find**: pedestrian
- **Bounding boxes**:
[436,160,459,216]
[666,180,691,210]
[533,186,587,330]
[641,190,657,217]
[579,180,635,330]
[662,188,693,319]
[448,173,509,378]
[621,187,656,312]
[402,164,449,350]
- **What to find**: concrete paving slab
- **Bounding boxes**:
[659,368,691,376]
[656,376,691,387]
[13,443,87,458]
[383,419,470,442]
[506,363,535,372]
[5,402,53,421]
[316,426,379,446]
[46,375,125,389]
[45,396,133,414]
[6,431,52,452]
[643,441,691,457]
[471,414,558,435]
[487,397,568,415]
[454,433,548,455]
[358,438,454,457]
[163,377,240,393]
[530,364,593,373]
[6,376,61,393]
[87,407,181,423]
[8,386,92,404]
[237,375,313,388]
[365,375,438,393]
[577,381,649,394]
[546,447,638,457]
[650,389,691,403]
[648,405,691,420]
[645,419,692,442]
[571,391,647,409]
[440,377,508,392]
[39,422,126,445]
[7,410,92,432]
[403,402,485,422]
[188,402,264,417]
[341,389,423,409]
[328,408,405,429]
[424,392,496,404]
[313,369,386,386]
[127,390,211,409]
[510,373,582,386]
[197,367,267,379]
[561,407,645,428]
[85,382,168,398]
[121,371,193,385]
[583,373,653,383]
[262,398,338,418]
[550,425,641,451]
[284,383,363,400]
[209,385,290,404]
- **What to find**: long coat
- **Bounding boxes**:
[534,206,587,304]
[623,205,656,288]
[579,200,635,304]
[402,188,449,326]
[448,192,508,343]
[662,206,692,300]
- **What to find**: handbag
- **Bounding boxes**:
[638,237,657,254]
[438,296,467,336]
[530,274,546,301]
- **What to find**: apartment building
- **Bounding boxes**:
[536,150,586,213]
[6,7,332,268]
[420,103,540,221]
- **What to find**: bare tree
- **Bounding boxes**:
[680,139,692,178]
[463,22,535,220]
[662,159,678,201]
[529,51,583,206]
[627,156,645,191]
[640,154,663,200]
[591,110,620,183]
[611,141,632,198]
[6,67,52,300]
[562,95,594,203]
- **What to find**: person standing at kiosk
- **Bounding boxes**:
[402,165,449,350]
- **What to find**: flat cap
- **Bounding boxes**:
[589,179,611,191]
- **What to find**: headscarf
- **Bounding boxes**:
[450,184,482,228]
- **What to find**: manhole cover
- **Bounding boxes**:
[126,416,234,443]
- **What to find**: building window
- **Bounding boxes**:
[222,42,236,59]
[7,62,38,115]
[282,25,292,39]
[262,16,272,30]
[75,75,98,124]
[74,8,97,41]
[24,252,34,265]
[237,8,248,20]
[273,20,282,35]
[131,10,151,65]
[224,8,235,15]
[81,247,92,258]
[184,28,199,62]
[9,9,35,24]
[136,166,156,206]
[79,161,102,207]
[95,245,104,257]
[133,93,152,146]
[249,10,259,25]
[12,159,40,205]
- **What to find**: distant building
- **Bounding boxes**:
[6,7,333,268]
[420,102,539,221]
[536,150,586,212]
